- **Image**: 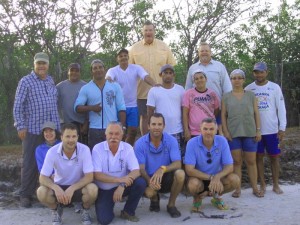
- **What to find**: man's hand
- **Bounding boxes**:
[149,168,164,191]
[64,186,75,205]
[278,130,285,142]
[113,186,125,202]
[91,104,102,113]
[18,129,27,141]
[119,176,134,187]
[208,175,224,194]
[54,186,68,205]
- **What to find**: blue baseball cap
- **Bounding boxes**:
[253,62,268,71]
[230,69,245,78]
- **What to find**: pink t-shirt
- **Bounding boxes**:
[182,88,219,135]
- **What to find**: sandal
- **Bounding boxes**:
[232,190,241,198]
[191,196,203,212]
[211,198,229,210]
[167,205,181,218]
[149,193,160,212]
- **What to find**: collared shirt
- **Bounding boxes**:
[185,60,232,105]
[41,142,93,185]
[13,71,60,134]
[57,79,87,124]
[129,38,176,99]
[92,141,139,190]
[134,132,181,176]
[184,135,233,175]
[74,80,126,129]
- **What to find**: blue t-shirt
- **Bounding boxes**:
[35,140,61,172]
[74,80,126,129]
[184,135,233,175]
[134,132,181,176]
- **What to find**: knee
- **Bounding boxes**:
[144,187,156,199]
[97,214,114,225]
[187,178,201,195]
[83,183,98,201]
[245,157,256,166]
[133,177,147,191]
[37,186,53,203]
[174,169,185,183]
[233,157,243,166]
[228,173,240,188]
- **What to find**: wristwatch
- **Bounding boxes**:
[122,126,127,131]
[160,166,167,173]
[119,182,126,188]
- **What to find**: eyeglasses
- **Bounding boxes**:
[107,151,124,173]
[230,77,244,80]
[207,151,212,164]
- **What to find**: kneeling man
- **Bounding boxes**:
[135,113,185,218]
[37,123,98,225]
[92,122,146,225]
[185,118,240,212]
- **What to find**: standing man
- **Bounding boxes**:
[129,20,176,135]
[245,62,287,194]
[13,52,60,208]
[92,122,146,225]
[57,63,88,144]
[185,42,232,134]
[185,118,239,212]
[106,49,157,146]
[147,64,185,156]
[134,113,185,218]
[74,59,126,149]
[37,123,98,225]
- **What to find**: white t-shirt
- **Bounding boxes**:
[41,142,93,185]
[106,64,148,107]
[245,81,287,135]
[147,84,185,134]
[92,141,140,190]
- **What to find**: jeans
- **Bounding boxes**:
[95,177,146,225]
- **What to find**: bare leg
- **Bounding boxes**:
[270,156,283,194]
[168,170,185,207]
[244,152,263,197]
[125,126,137,146]
[256,154,266,193]
[231,149,242,197]
[36,186,57,209]
[140,115,149,136]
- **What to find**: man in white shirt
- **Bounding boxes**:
[106,49,156,146]
[245,62,287,195]
[37,123,98,225]
[92,122,146,224]
[147,64,185,157]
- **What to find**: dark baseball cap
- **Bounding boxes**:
[68,63,81,70]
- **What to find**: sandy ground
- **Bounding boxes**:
[0,184,300,225]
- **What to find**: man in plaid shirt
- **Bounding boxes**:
[13,52,60,208]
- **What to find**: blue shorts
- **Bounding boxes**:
[257,133,280,156]
[126,107,139,127]
[228,137,257,152]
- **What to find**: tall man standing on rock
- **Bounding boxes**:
[185,42,232,134]
[129,20,176,135]
[13,52,60,208]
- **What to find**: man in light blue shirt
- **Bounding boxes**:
[74,59,126,149]
[184,118,239,212]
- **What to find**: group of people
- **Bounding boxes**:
[13,20,286,225]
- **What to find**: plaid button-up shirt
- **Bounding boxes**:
[13,71,60,134]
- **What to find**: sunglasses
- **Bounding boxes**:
[207,151,212,164]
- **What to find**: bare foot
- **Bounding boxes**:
[260,185,266,194]
[253,189,264,198]
[232,190,241,198]
[273,186,283,194]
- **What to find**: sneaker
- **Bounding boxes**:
[81,208,92,225]
[74,202,82,213]
[52,206,63,225]
[166,205,181,218]
[20,197,32,208]
[120,210,139,222]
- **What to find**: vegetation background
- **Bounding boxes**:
[0,0,299,144]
